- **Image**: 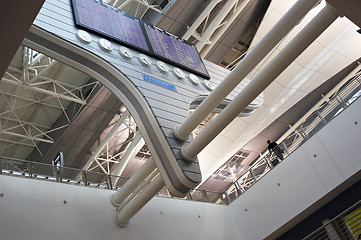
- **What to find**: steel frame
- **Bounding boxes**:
[105,0,164,19]
[0,46,99,156]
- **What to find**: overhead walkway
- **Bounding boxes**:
[2,69,361,239]
[20,0,345,227]
[223,67,361,203]
[1,67,361,208]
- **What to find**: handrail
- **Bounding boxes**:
[0,156,129,189]
[2,71,360,206]
[0,156,225,205]
[222,69,361,204]
[302,200,361,239]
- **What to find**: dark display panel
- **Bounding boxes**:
[71,0,210,79]
[74,0,149,51]
[144,24,208,78]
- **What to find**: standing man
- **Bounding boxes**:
[267,140,284,163]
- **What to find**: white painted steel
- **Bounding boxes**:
[116,169,159,211]
[113,132,143,179]
[115,174,165,227]
[182,4,340,160]
[28,59,57,83]
[130,0,163,14]
[0,129,54,144]
[252,63,361,164]
[111,158,156,206]
[182,0,222,40]
[82,111,130,172]
[1,76,86,105]
[174,0,321,142]
[195,0,238,50]
[199,0,251,57]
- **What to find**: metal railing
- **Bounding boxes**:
[303,200,361,239]
[0,156,129,190]
[1,71,360,206]
[0,156,225,204]
[222,69,361,204]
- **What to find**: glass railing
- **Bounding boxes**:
[222,70,361,204]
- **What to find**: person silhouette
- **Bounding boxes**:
[267,140,284,162]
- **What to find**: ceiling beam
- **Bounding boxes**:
[1,76,86,105]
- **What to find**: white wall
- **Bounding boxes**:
[0,174,225,240]
[228,94,361,239]
[1,96,361,240]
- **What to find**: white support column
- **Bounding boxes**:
[181,4,340,161]
[113,132,143,181]
[199,0,251,58]
[111,157,156,206]
[116,169,159,211]
[115,174,165,227]
[174,0,320,142]
[195,0,238,51]
[183,0,222,40]
[82,111,130,172]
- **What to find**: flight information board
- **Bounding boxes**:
[71,0,210,79]
[144,24,208,78]
[73,0,149,51]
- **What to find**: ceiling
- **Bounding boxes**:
[0,0,361,193]
[155,0,271,68]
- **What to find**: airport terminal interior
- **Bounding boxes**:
[1,0,361,239]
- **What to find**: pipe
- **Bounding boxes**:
[116,170,159,211]
[115,174,165,227]
[113,132,144,183]
[174,0,321,142]
[181,4,340,161]
[199,0,251,58]
[111,158,156,206]
[195,0,238,50]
